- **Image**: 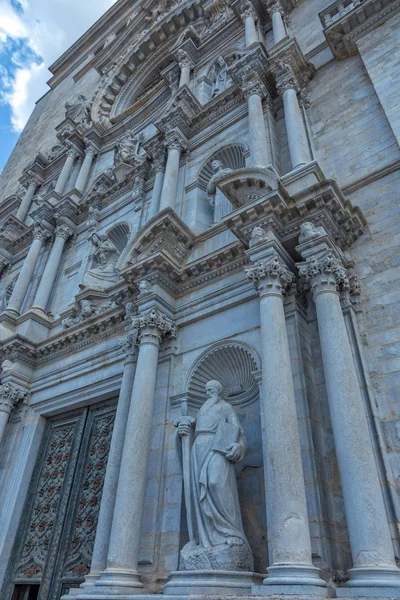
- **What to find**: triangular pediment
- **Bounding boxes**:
[119,208,195,282]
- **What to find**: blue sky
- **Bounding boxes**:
[0,0,117,173]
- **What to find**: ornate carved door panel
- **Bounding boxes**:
[4,399,117,600]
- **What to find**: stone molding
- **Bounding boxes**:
[246,252,295,298]
[0,381,30,414]
[319,0,400,59]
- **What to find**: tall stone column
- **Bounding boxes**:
[30,224,73,315]
[276,67,311,169]
[240,0,259,47]
[81,334,138,589]
[241,68,271,168]
[149,160,165,220]
[98,309,175,592]
[75,142,97,194]
[159,132,185,212]
[246,244,325,588]
[0,383,30,448]
[298,235,400,591]
[16,178,39,222]
[267,0,287,44]
[5,224,49,317]
[54,148,77,195]
[177,50,194,88]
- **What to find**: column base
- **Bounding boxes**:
[263,564,327,587]
[344,566,400,589]
[164,570,263,595]
[94,568,144,594]
[337,588,400,598]
[253,584,332,596]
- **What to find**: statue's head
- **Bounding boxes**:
[205,380,223,400]
[211,159,223,172]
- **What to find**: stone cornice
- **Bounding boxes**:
[319,0,400,59]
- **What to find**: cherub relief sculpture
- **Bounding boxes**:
[80,233,120,291]
[298,221,326,243]
[176,380,254,571]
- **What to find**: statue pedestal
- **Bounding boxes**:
[164,570,263,595]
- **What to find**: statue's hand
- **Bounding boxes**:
[174,416,195,438]
[226,443,242,463]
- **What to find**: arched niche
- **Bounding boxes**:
[193,142,249,228]
[183,340,267,573]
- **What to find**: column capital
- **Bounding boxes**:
[32,223,51,243]
[132,308,176,345]
[298,252,349,297]
[176,49,194,70]
[274,61,300,95]
[239,0,257,20]
[54,223,74,240]
[119,333,139,358]
[0,382,30,414]
[241,66,267,99]
[164,130,187,152]
[83,139,98,157]
[246,251,294,298]
[267,0,284,16]
[66,147,79,160]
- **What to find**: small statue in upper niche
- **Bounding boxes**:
[298,221,326,244]
[176,380,254,571]
[114,131,145,166]
[80,233,120,291]
[209,56,228,97]
[65,95,92,129]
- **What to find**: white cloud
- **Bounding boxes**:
[0,0,117,132]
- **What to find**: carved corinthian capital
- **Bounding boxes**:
[119,333,138,357]
[132,308,176,345]
[0,382,30,414]
[298,252,349,297]
[246,252,294,298]
[239,0,257,19]
[241,66,267,99]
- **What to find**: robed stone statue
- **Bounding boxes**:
[176,380,254,571]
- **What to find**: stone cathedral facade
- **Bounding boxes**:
[0,0,400,599]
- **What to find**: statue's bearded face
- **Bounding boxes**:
[205,380,222,401]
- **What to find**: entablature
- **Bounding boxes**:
[319,0,400,59]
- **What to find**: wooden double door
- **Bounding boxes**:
[4,399,117,600]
